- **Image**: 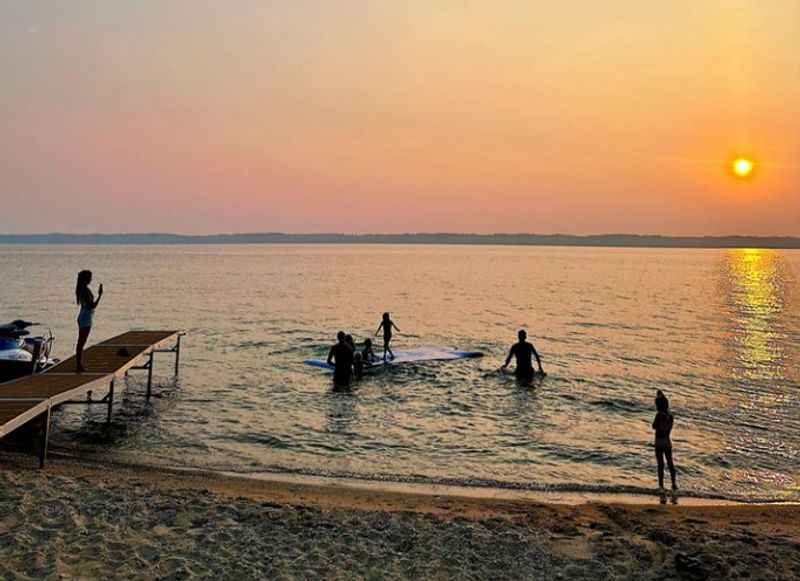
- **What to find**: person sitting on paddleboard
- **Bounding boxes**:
[327,331,354,386]
[501,329,544,382]
[362,338,377,365]
[375,312,400,361]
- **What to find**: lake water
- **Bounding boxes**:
[1,245,799,501]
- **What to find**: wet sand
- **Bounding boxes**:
[1,455,798,580]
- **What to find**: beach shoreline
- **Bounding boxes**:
[2,453,798,579]
[7,451,754,510]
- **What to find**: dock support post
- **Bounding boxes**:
[31,342,43,375]
[146,351,154,400]
[107,379,115,423]
[39,406,51,469]
[174,335,182,376]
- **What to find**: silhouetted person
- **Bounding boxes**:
[375,312,400,361]
[362,338,377,365]
[327,331,354,386]
[653,389,677,503]
[501,329,544,383]
[75,270,103,373]
[353,352,364,380]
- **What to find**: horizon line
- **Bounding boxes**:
[3,231,800,238]
[2,232,800,250]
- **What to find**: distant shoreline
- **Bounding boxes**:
[1,233,800,249]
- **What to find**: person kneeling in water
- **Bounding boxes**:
[501,329,545,382]
[362,338,377,365]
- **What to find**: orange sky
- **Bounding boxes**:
[1,1,798,235]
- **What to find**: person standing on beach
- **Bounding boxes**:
[375,312,400,361]
[653,389,677,503]
[501,329,544,383]
[75,270,103,373]
[327,331,354,386]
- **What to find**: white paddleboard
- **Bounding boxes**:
[304,347,483,370]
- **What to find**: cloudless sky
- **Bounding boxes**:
[1,1,798,235]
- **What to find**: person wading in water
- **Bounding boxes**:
[327,331,354,387]
[501,329,545,384]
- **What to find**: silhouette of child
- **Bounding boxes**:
[653,389,677,503]
[362,338,376,365]
[353,352,364,380]
[375,313,400,361]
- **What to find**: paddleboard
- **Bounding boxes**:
[304,347,483,370]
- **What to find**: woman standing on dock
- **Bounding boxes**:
[75,270,103,372]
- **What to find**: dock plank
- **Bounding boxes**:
[0,401,42,419]
[47,345,150,374]
[0,374,106,399]
[99,331,178,346]
[0,401,47,437]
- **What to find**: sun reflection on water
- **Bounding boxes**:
[725,249,787,380]
[717,249,799,493]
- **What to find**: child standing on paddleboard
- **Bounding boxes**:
[653,389,678,503]
[375,312,400,361]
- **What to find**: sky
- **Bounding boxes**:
[1,1,798,235]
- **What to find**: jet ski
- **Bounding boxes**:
[0,320,58,383]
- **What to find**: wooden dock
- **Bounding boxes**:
[0,330,182,467]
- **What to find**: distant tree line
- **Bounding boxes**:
[1,233,799,249]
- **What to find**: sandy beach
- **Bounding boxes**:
[0,454,798,580]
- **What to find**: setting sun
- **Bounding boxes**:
[732,157,755,178]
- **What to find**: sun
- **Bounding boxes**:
[731,157,755,179]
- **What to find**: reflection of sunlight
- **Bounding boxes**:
[727,249,784,378]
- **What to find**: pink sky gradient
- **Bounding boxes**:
[1,1,798,235]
